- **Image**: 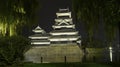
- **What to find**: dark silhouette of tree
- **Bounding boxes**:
[0,35,30,66]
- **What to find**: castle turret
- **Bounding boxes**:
[29,26,50,46]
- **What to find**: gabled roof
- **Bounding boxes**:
[32,26,45,33]
[35,26,41,30]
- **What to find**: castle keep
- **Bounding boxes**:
[25,8,83,63]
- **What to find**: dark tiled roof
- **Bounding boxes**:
[31,40,49,42]
[50,35,80,38]
[29,34,50,37]
[51,29,77,32]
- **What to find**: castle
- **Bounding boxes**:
[24,8,108,63]
[24,8,83,63]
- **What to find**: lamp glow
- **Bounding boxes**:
[109,46,112,62]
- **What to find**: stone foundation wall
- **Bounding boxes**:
[24,44,83,63]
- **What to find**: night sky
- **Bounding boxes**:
[37,0,72,32]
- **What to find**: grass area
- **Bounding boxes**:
[22,62,120,67]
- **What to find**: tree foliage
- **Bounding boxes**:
[0,36,31,66]
[72,0,120,47]
[0,0,40,36]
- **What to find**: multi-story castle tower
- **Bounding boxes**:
[49,8,81,45]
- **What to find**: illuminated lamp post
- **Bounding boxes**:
[109,46,113,62]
